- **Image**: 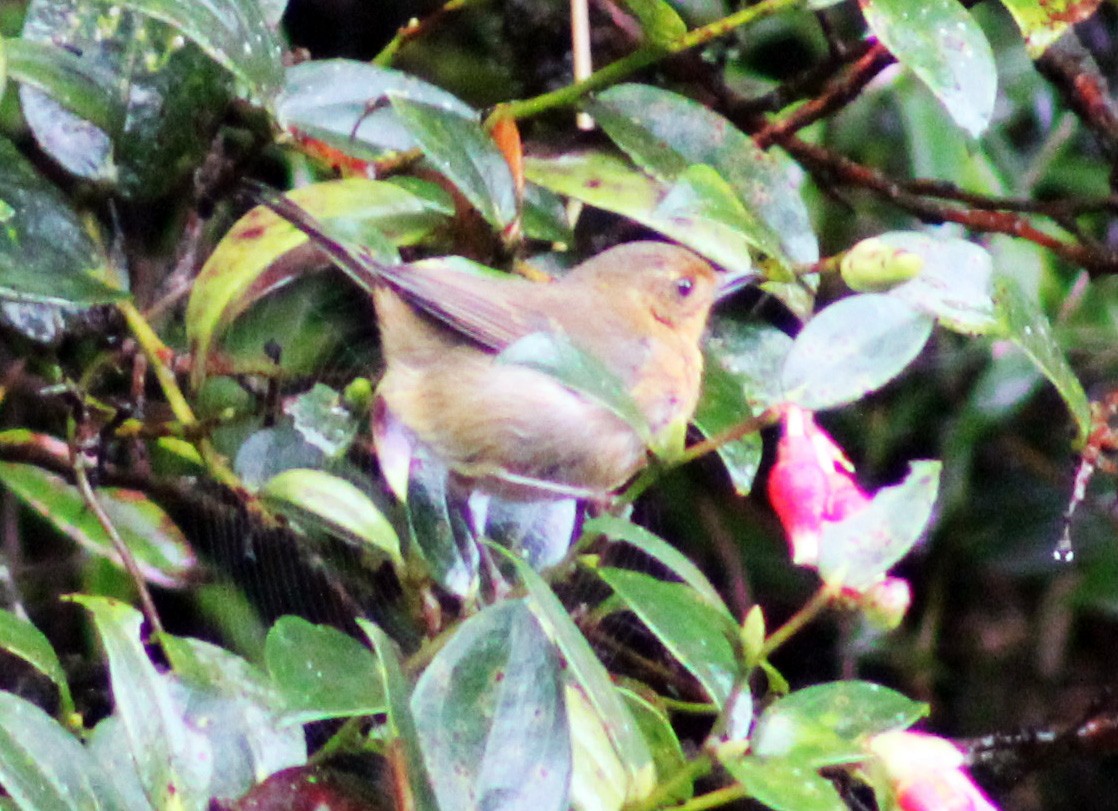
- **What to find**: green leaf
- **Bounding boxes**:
[285,383,360,457]
[859,0,996,137]
[994,273,1091,442]
[0,138,123,305]
[818,461,942,591]
[115,0,284,103]
[621,690,691,803]
[489,544,656,798]
[277,59,475,160]
[524,151,753,276]
[20,0,233,199]
[618,0,687,44]
[70,596,211,811]
[497,332,652,446]
[597,568,741,707]
[265,616,387,725]
[260,468,402,566]
[358,619,440,811]
[781,294,934,410]
[872,232,999,334]
[0,610,74,718]
[591,83,819,267]
[5,38,123,132]
[722,754,845,811]
[752,680,927,765]
[0,458,196,588]
[0,692,128,811]
[389,94,517,229]
[186,177,448,387]
[695,318,793,494]
[583,515,730,616]
[1000,0,1102,56]
[411,600,571,811]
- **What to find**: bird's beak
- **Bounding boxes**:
[715,270,755,302]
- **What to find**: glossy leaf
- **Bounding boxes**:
[860,0,996,137]
[0,609,74,717]
[286,383,360,457]
[597,568,740,706]
[781,294,934,410]
[817,461,942,591]
[0,138,123,305]
[265,616,386,725]
[752,680,927,766]
[498,331,652,445]
[524,151,753,276]
[875,232,999,334]
[187,178,449,387]
[358,619,441,811]
[0,459,196,588]
[475,493,579,571]
[584,515,729,615]
[0,692,128,811]
[115,0,284,102]
[20,0,232,198]
[411,600,571,811]
[389,94,517,229]
[490,545,656,800]
[994,273,1091,442]
[591,83,819,267]
[722,755,845,811]
[1000,0,1103,56]
[5,38,122,132]
[71,596,212,811]
[278,59,475,159]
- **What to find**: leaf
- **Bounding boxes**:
[872,232,999,334]
[261,468,401,565]
[597,568,741,707]
[0,458,196,588]
[0,609,74,718]
[583,515,730,616]
[20,0,233,199]
[722,755,845,811]
[993,273,1091,442]
[358,619,441,811]
[0,138,124,305]
[818,461,942,591]
[277,59,475,160]
[590,83,819,267]
[618,0,687,45]
[565,684,631,811]
[751,680,927,765]
[70,596,212,811]
[411,600,571,811]
[781,294,934,411]
[524,151,753,277]
[4,38,123,132]
[1000,0,1103,56]
[490,544,656,800]
[0,692,128,811]
[285,383,360,457]
[859,0,996,137]
[265,616,387,725]
[497,331,652,445]
[621,691,690,804]
[389,94,518,229]
[115,0,284,103]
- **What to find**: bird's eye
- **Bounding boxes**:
[675,277,694,297]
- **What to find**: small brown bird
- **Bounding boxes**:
[257,191,745,496]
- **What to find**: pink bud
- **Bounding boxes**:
[857,577,912,631]
[868,730,999,811]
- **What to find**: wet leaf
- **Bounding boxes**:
[0,457,196,588]
[1000,0,1103,56]
[411,600,571,811]
[722,754,845,811]
[860,0,996,137]
[4,38,122,132]
[265,616,386,725]
[781,294,934,411]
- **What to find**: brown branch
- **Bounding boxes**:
[1035,35,1118,170]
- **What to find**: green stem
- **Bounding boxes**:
[500,0,805,121]
[310,716,367,764]
[625,755,713,811]
[760,582,839,660]
[667,784,748,811]
[372,0,489,66]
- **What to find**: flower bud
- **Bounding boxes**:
[867,730,998,811]
[841,237,925,292]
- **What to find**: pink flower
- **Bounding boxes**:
[867,730,999,811]
[767,405,871,566]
